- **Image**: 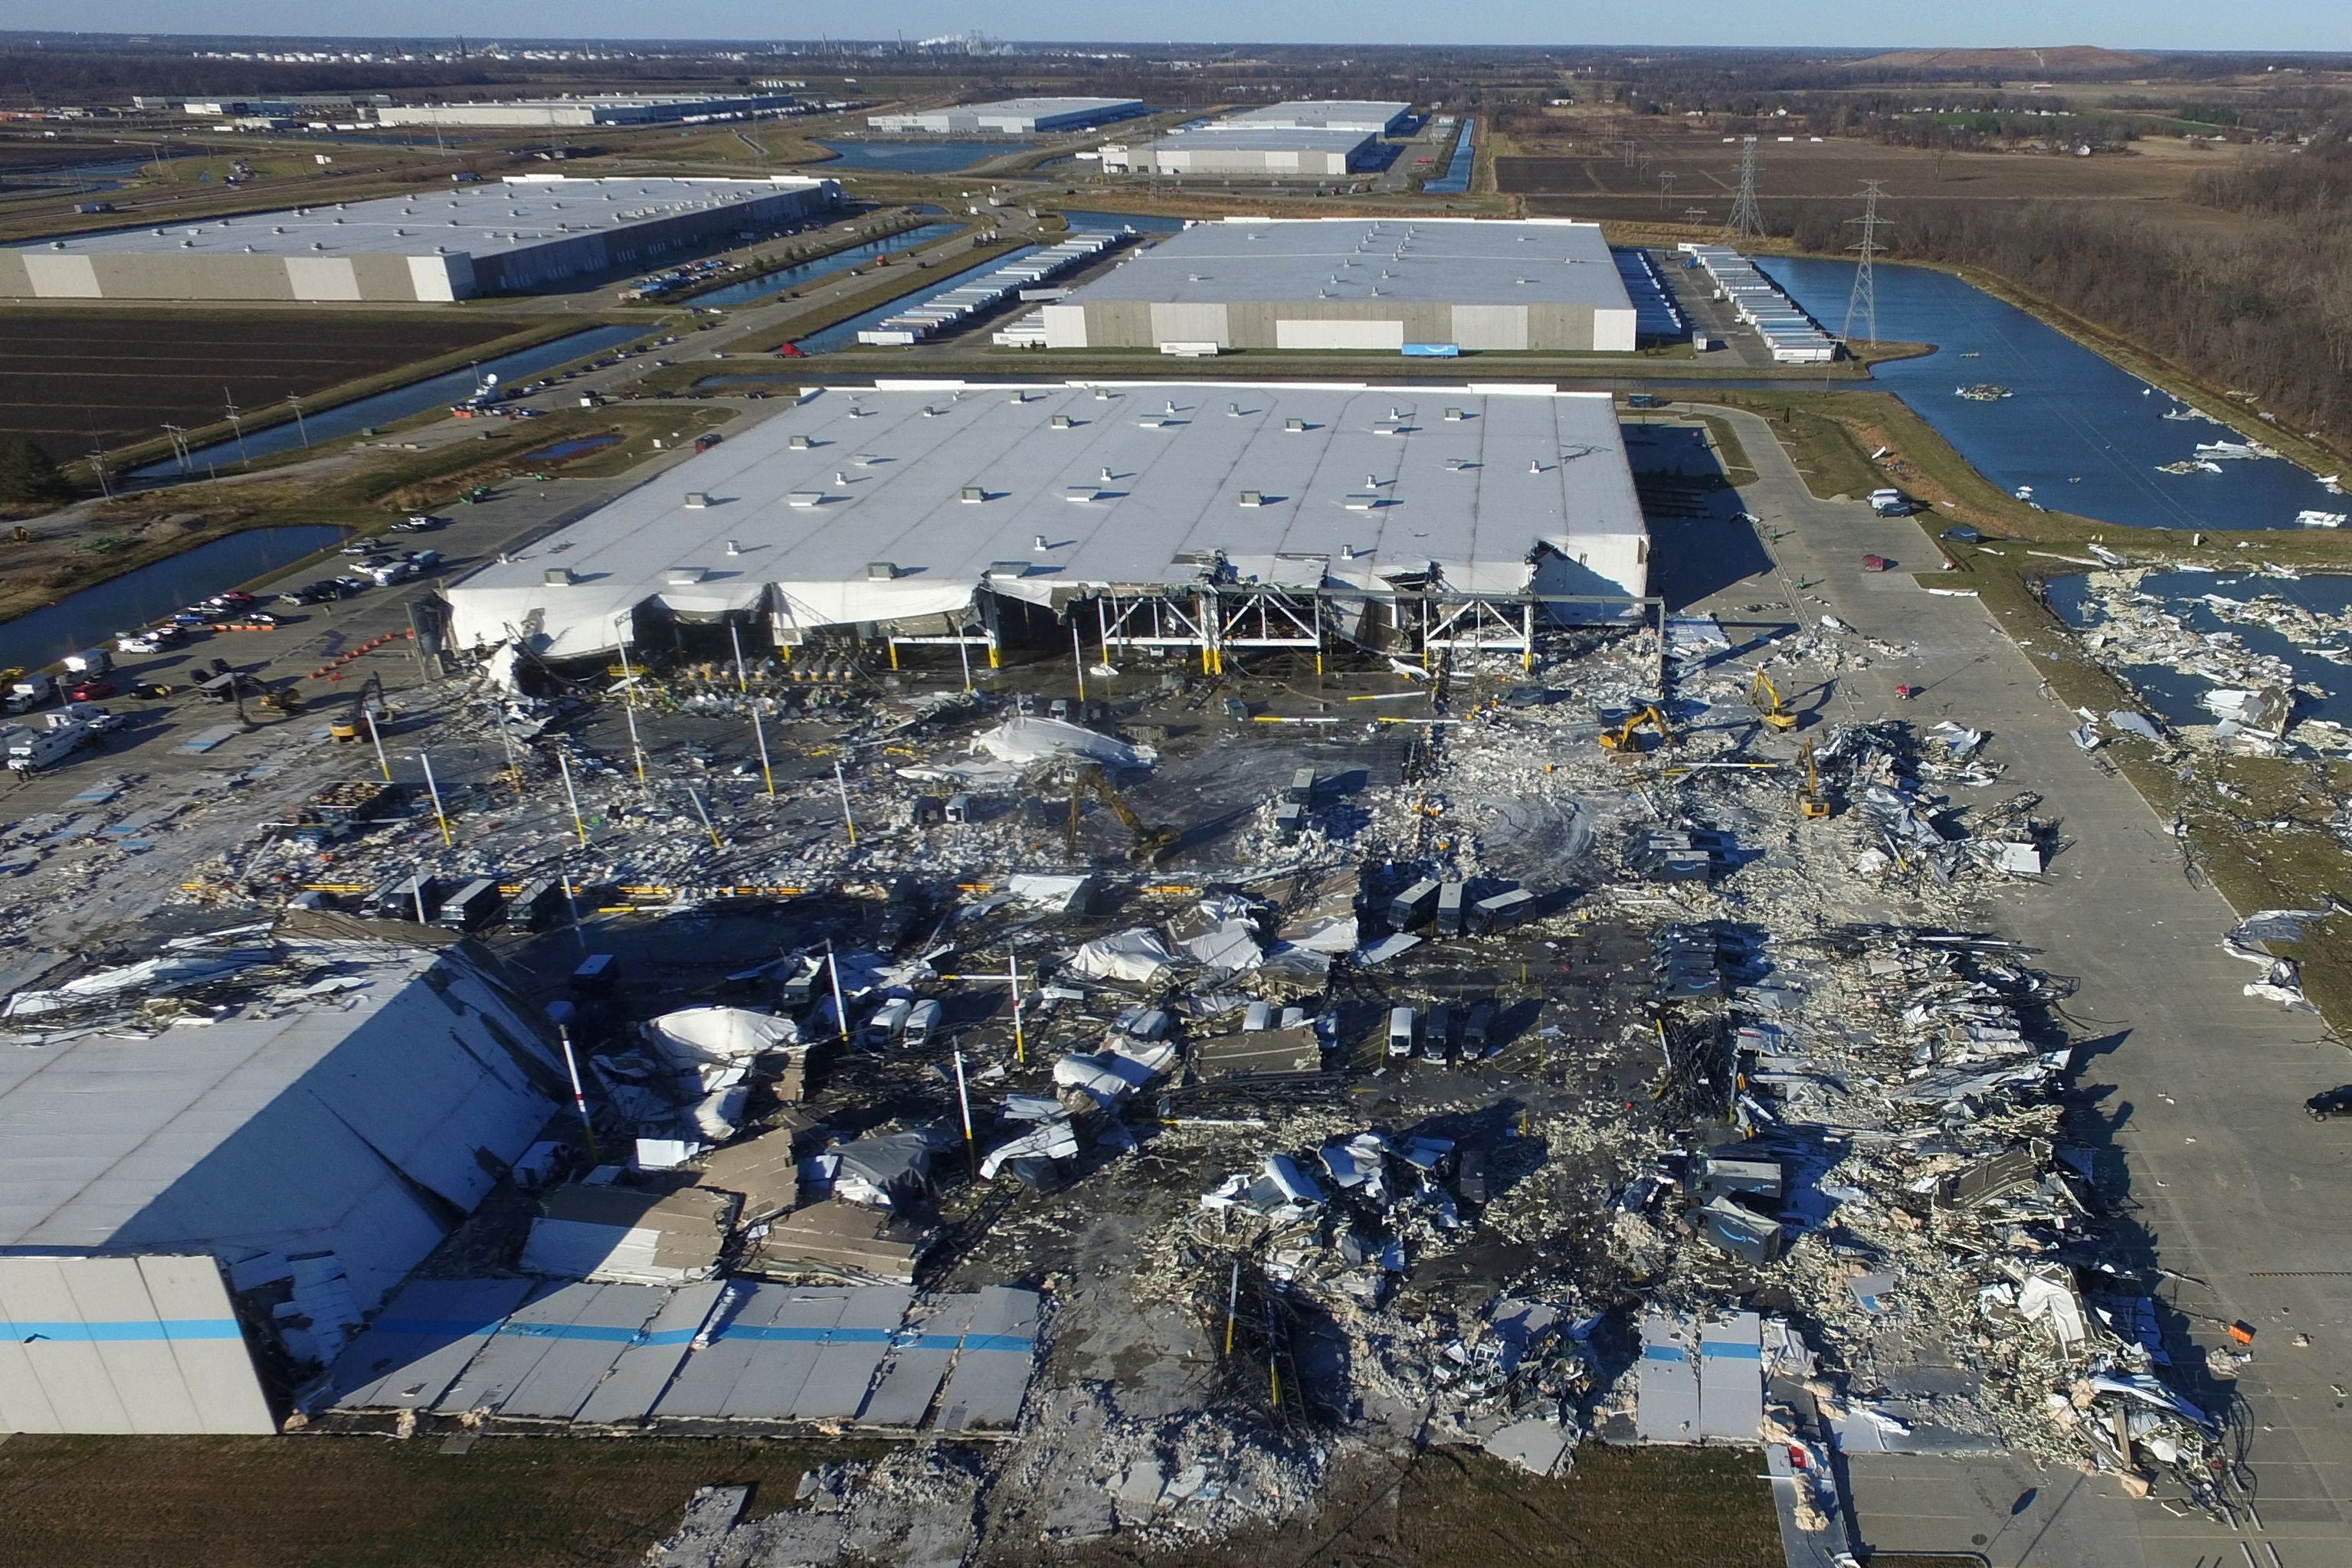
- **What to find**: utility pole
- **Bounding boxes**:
[1843,180,1889,348]
[222,387,249,467]
[1657,169,1676,210]
[612,620,650,793]
[1726,135,1764,247]
[85,432,113,500]
[287,392,310,450]
[162,423,192,473]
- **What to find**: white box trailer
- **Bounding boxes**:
[8,719,92,774]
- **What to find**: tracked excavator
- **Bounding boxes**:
[1751,669,1799,732]
[329,672,388,744]
[1799,738,1834,819]
[1066,764,1181,863]
[1599,704,1674,757]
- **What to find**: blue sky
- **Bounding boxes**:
[5,1,2346,51]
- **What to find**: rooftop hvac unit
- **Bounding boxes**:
[787,491,823,507]
[1285,417,1307,433]
[867,561,900,580]
[683,492,711,508]
[788,434,813,449]
[544,567,576,586]
[666,566,706,585]
[1050,414,1074,429]
[960,486,988,503]
[1239,490,1266,507]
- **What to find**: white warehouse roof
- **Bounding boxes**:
[444,381,1649,660]
[868,97,1146,133]
[1223,100,1412,133]
[11,175,835,264]
[1062,218,1636,311]
[0,928,562,1309]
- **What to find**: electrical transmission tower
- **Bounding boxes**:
[1725,136,1764,246]
[1842,180,1890,347]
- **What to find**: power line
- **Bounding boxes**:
[1726,136,1764,247]
[1842,180,1890,348]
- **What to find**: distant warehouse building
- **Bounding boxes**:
[378,92,796,129]
[1034,217,1638,353]
[0,175,837,302]
[1101,126,1377,178]
[1221,100,1413,136]
[0,924,565,1433]
[867,96,1146,135]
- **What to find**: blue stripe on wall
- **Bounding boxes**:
[714,1324,896,1346]
[4,1318,243,1343]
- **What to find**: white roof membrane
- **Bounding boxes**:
[444,381,1649,660]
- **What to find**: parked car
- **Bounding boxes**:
[2308,1086,2352,1121]
[68,679,116,702]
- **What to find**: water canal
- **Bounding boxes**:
[1757,257,2345,532]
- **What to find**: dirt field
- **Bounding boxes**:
[0,309,536,461]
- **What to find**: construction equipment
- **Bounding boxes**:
[1066,764,1181,863]
[1798,739,1833,819]
[1600,705,1674,756]
[329,672,387,743]
[1751,669,1799,732]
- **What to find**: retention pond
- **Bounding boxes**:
[0,524,348,673]
[1756,257,2345,532]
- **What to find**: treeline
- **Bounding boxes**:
[0,47,517,103]
[1780,176,2352,453]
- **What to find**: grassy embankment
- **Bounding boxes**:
[0,1433,882,1568]
[0,1430,1780,1568]
[1713,382,2352,1034]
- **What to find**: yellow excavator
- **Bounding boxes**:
[1751,669,1799,732]
[1067,764,1181,863]
[1600,704,1674,756]
[329,673,387,744]
[1798,739,1834,819]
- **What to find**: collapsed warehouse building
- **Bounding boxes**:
[441,380,1653,669]
[0,922,565,1433]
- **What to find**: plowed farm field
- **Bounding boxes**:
[0,308,532,461]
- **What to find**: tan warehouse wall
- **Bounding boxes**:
[0,248,464,301]
[1053,297,1629,352]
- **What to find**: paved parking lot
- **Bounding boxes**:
[1676,405,2352,1568]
